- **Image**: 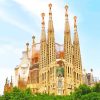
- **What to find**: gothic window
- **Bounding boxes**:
[68,67,69,74]
[77,73,78,80]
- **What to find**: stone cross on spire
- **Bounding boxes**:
[41,13,45,30]
[65,4,68,21]
[74,16,77,32]
[32,35,35,45]
[41,12,46,41]
[26,42,29,52]
[26,42,29,57]
[48,3,52,20]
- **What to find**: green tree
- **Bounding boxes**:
[74,84,91,99]
[92,83,100,93]
[81,92,100,100]
[0,84,100,100]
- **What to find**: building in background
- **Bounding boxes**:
[15,43,30,86]
[83,69,100,86]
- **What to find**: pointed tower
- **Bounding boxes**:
[39,13,47,91]
[26,42,29,58]
[31,36,35,64]
[10,76,13,90]
[4,78,9,93]
[64,4,74,95]
[47,3,56,64]
[73,16,82,87]
[64,4,73,63]
[40,13,47,68]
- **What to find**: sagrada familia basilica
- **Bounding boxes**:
[4,3,95,95]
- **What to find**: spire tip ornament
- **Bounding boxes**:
[65,4,68,11]
[74,16,77,26]
[48,3,52,10]
[48,3,52,18]
[65,4,69,20]
[32,35,35,39]
[26,42,29,46]
[41,12,45,26]
[74,16,77,32]
[41,13,45,19]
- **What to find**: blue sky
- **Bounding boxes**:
[0,0,100,94]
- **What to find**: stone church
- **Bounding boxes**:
[4,3,83,95]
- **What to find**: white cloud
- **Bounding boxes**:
[14,0,75,33]
[0,8,34,33]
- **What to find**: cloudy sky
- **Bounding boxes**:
[0,0,100,94]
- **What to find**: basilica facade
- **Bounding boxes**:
[5,3,83,95]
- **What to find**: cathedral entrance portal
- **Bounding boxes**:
[56,60,64,95]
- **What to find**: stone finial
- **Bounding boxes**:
[26,42,29,50]
[41,13,45,20]
[26,42,29,48]
[48,3,52,10]
[65,4,69,21]
[32,35,35,42]
[74,16,77,32]
[74,16,77,27]
[26,42,29,46]
[65,5,68,15]
[32,35,36,47]
[41,13,45,28]
[48,3,52,18]
[91,68,93,72]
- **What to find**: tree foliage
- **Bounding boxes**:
[0,83,100,100]
[92,83,100,93]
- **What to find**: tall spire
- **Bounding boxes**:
[31,35,36,65]
[73,16,82,86]
[39,12,47,86]
[64,4,72,63]
[64,4,70,33]
[47,3,56,64]
[39,12,47,68]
